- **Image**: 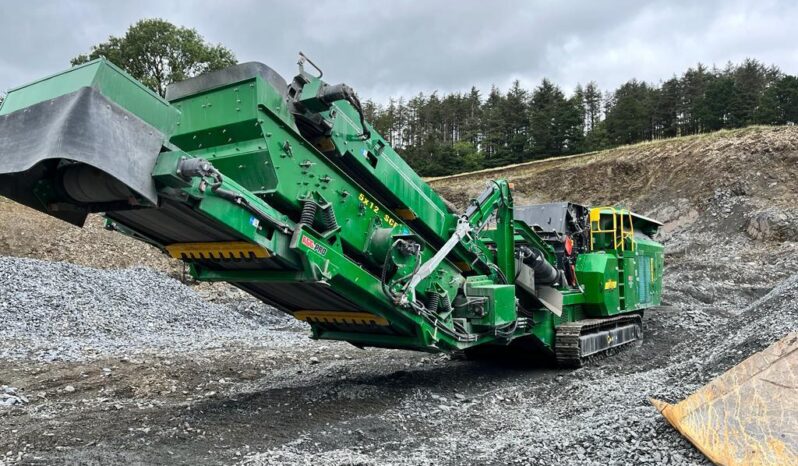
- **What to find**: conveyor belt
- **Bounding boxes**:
[108,201,378,332]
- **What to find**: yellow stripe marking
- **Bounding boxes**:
[165,241,270,260]
[294,310,389,327]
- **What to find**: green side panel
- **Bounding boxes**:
[92,62,180,135]
[527,299,587,351]
[325,103,457,242]
[622,255,638,311]
[168,73,295,143]
[576,252,620,317]
[530,316,557,350]
[170,81,261,148]
[165,71,466,302]
[468,284,517,328]
[1,59,179,135]
[632,238,664,307]
[0,61,103,113]
[168,79,277,196]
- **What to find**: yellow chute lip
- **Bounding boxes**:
[165,241,271,260]
[294,310,390,327]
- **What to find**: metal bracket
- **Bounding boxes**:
[401,218,471,305]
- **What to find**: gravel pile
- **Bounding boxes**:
[0,385,28,407]
[672,269,798,384]
[0,256,304,362]
[241,269,798,466]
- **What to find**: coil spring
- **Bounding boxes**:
[321,205,339,231]
[425,292,440,312]
[440,295,453,314]
[300,200,318,226]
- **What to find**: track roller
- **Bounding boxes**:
[555,314,643,367]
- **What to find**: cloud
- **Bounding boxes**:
[1,0,796,102]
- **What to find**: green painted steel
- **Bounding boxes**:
[0,58,179,135]
[0,57,664,358]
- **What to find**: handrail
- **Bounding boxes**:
[590,207,636,252]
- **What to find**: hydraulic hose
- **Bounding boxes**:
[519,246,559,285]
[318,83,371,140]
[177,157,291,234]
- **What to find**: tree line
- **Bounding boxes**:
[364,59,798,176]
[1,19,237,108]
[2,19,797,179]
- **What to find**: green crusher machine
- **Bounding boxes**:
[0,56,663,366]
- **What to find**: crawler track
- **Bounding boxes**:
[555,314,643,367]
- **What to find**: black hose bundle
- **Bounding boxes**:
[378,239,477,343]
[518,246,559,285]
[177,157,291,234]
[318,83,371,140]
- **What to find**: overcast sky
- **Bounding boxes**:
[1,0,796,103]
